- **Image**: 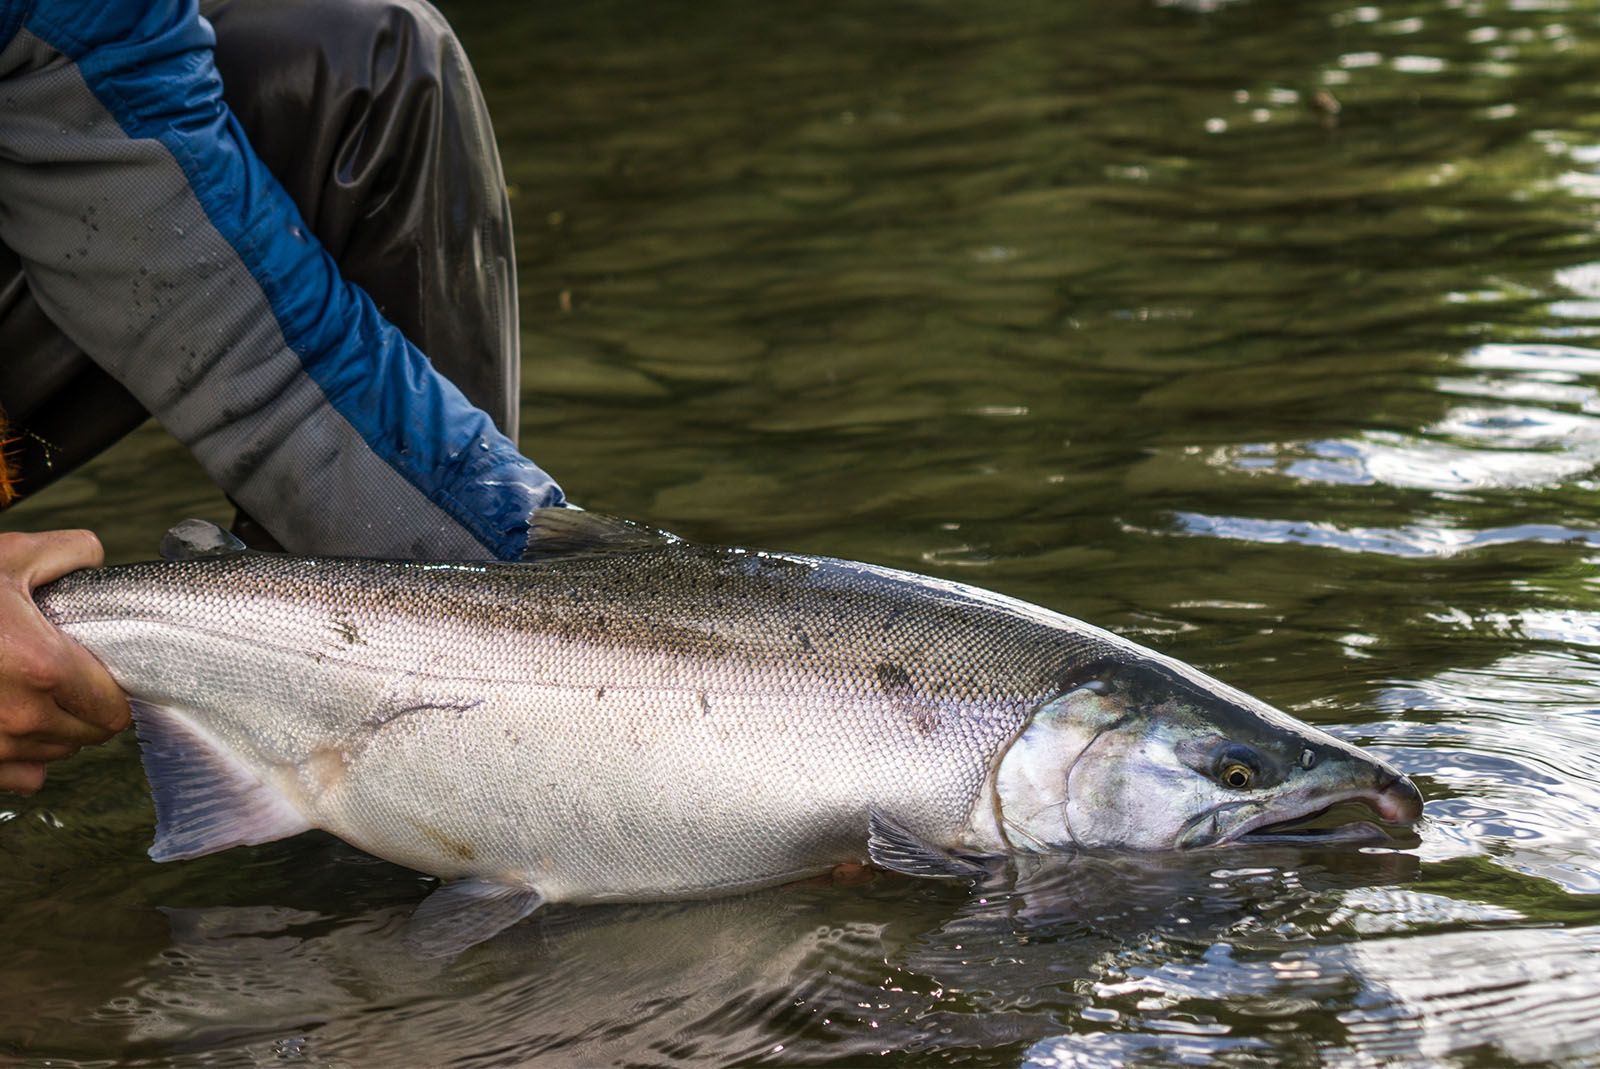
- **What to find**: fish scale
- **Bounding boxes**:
[36,528,1103,878]
[30,513,1421,956]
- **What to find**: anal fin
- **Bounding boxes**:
[130,699,310,862]
[405,878,547,959]
[867,807,987,881]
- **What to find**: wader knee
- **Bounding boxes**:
[205,0,521,441]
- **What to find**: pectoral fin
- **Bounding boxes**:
[405,878,547,959]
[867,807,987,881]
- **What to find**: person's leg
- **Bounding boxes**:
[205,0,522,442]
[0,0,520,508]
[0,247,148,503]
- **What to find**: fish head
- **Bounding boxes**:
[992,653,1422,853]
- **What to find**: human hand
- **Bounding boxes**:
[0,531,131,794]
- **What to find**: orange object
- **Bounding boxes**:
[0,413,17,507]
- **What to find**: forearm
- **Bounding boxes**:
[0,0,563,559]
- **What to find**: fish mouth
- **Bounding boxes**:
[1231,800,1400,847]
[1208,777,1425,849]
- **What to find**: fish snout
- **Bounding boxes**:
[1371,770,1424,825]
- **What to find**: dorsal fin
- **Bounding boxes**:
[521,507,681,561]
[160,519,249,561]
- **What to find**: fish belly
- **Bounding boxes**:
[61,618,994,902]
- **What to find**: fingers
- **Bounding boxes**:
[0,528,130,780]
[0,733,77,762]
[9,701,116,748]
[0,529,103,587]
[0,761,46,795]
[50,639,132,736]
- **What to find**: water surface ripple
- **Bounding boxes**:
[7,0,1600,1065]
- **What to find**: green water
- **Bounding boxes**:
[8,0,1600,1063]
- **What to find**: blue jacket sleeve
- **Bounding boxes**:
[0,0,564,560]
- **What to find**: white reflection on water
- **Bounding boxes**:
[1026,927,1600,1068]
[1198,343,1600,492]
[1462,343,1600,377]
[1165,512,1600,558]
[38,752,1598,1069]
[1336,927,1600,1065]
[1380,647,1600,895]
[1215,430,1597,492]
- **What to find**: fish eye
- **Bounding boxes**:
[1300,748,1317,770]
[1212,745,1260,789]
[1220,763,1254,789]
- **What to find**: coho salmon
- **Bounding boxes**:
[35,512,1423,955]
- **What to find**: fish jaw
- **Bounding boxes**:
[1197,772,1425,849]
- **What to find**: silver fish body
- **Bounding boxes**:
[34,514,1422,953]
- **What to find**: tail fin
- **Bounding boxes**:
[130,700,310,861]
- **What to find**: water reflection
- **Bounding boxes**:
[1381,646,1600,894]
[1166,512,1600,558]
[7,0,1600,1063]
[1191,341,1600,493]
[1028,925,1600,1067]
[21,848,1439,1066]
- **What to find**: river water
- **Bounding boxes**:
[6,0,1600,1064]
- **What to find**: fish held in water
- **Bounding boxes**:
[33,512,1423,956]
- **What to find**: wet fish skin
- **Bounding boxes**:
[36,518,1087,897]
[32,513,1422,953]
